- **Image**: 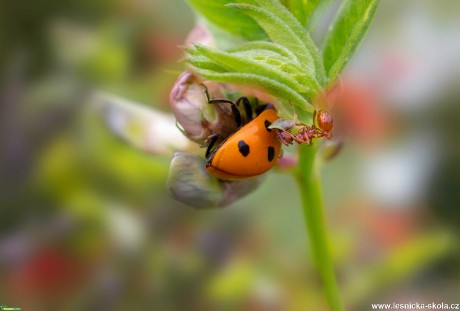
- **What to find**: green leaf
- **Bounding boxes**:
[306,0,334,30]
[193,44,314,94]
[186,57,228,73]
[227,3,320,85]
[194,69,312,111]
[322,0,380,83]
[251,0,326,84]
[235,50,319,94]
[279,0,308,28]
[185,49,229,72]
[231,50,302,76]
[186,0,266,41]
[279,0,332,30]
[187,44,320,100]
[228,41,301,65]
[253,0,310,42]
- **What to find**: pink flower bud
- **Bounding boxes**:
[169,72,212,144]
[169,71,242,145]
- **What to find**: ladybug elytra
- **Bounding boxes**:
[205,107,282,181]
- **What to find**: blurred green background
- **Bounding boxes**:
[0,0,459,310]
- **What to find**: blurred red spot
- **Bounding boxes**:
[7,248,87,298]
[368,209,416,248]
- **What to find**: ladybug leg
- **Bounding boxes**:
[205,134,219,159]
[236,97,252,123]
[230,102,243,128]
[201,83,243,128]
[208,99,242,128]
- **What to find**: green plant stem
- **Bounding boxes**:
[296,144,343,311]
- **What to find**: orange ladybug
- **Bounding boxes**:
[205,106,282,181]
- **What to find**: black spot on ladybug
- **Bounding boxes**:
[268,146,275,162]
[238,140,250,157]
[264,120,272,132]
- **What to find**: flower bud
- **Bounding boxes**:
[170,71,243,145]
[169,72,213,144]
[167,152,223,208]
[167,152,264,208]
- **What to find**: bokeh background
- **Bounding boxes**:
[1,0,459,310]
